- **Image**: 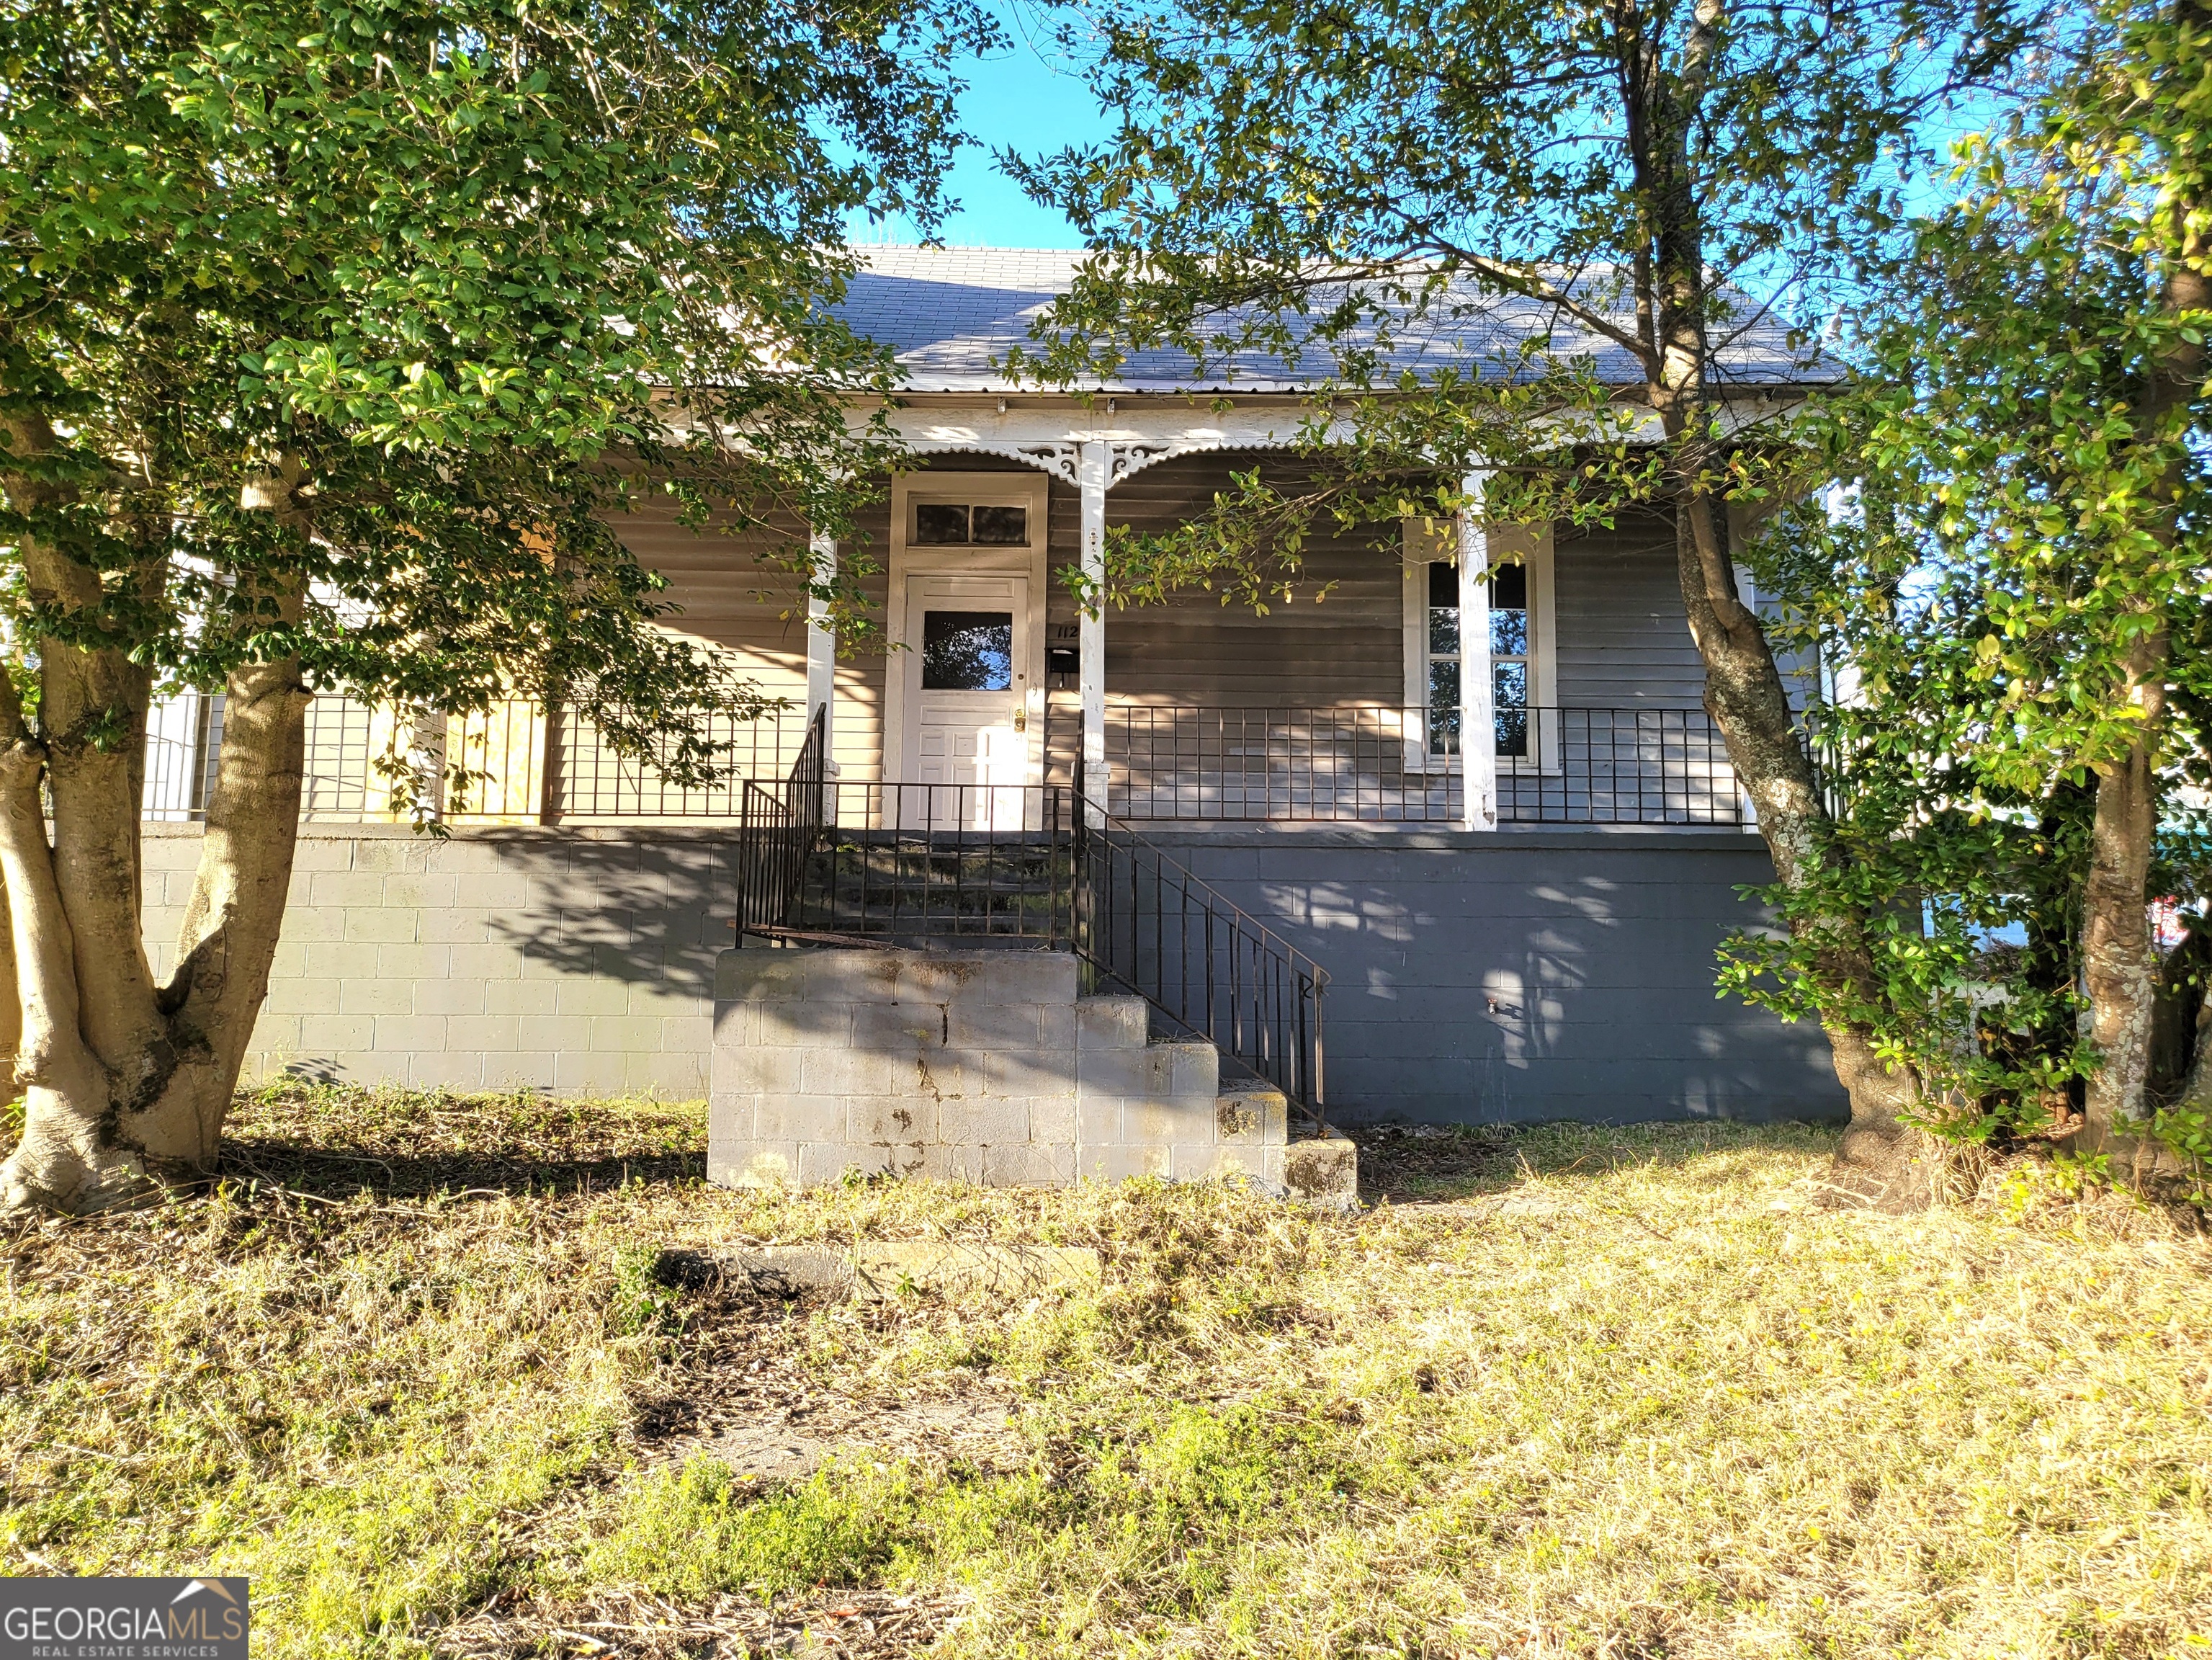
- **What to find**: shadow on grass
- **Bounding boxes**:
[1349,1118,1842,1205]
[215,1081,709,1202]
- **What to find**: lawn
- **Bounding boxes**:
[3,1087,2208,1658]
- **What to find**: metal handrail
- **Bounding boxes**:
[752,780,1080,945]
[731,771,1330,1120]
[733,705,828,936]
[1077,805,1329,1124]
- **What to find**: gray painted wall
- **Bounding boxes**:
[1152,826,1847,1126]
[142,821,1842,1125]
[1553,509,1708,707]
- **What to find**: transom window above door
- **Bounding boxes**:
[912,502,1030,545]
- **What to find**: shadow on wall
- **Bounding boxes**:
[1193,844,1845,1127]
[479,837,738,996]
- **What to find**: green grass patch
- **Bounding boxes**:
[587,1457,927,1600]
[4,1086,2209,1656]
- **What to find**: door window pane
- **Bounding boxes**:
[921,611,1014,690]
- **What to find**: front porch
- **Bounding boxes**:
[131,435,1818,1136]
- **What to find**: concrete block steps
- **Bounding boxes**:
[711,946,1356,1208]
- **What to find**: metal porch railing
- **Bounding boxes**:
[141,692,820,826]
[145,692,1752,831]
[733,767,1330,1123]
[1096,702,1750,826]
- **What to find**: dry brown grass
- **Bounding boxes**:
[3,1084,2209,1658]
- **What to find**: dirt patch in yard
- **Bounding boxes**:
[1350,1121,1514,1202]
[622,1247,1031,1485]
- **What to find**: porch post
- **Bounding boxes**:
[1459,470,1497,831]
[805,525,836,761]
[1079,439,1109,826]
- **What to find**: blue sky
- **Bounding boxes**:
[852,4,1111,249]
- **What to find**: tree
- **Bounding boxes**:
[0,0,994,1214]
[1723,0,2212,1188]
[1008,0,2036,1202]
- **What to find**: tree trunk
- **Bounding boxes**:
[0,893,19,1090]
[1626,14,1940,1208]
[2073,137,2209,1185]
[0,456,309,1214]
[1671,476,1940,1209]
[2079,646,2168,1165]
[147,633,309,1159]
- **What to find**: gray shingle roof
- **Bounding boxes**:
[838,246,1829,394]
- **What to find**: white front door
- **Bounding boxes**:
[900,573,1034,829]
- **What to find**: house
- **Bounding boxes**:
[138,247,1846,1195]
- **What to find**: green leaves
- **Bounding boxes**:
[1721,0,2212,1141]
[0,0,995,751]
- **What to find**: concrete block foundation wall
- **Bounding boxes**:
[140,823,1843,1124]
[1155,828,1848,1125]
[141,823,729,1096]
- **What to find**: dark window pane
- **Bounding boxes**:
[1490,609,1528,656]
[921,610,1013,690]
[1493,663,1528,757]
[1428,656,1461,756]
[1495,703,1529,758]
[913,504,970,545]
[1429,706,1461,757]
[1428,659,1459,717]
[1428,606,1460,657]
[971,504,1028,544]
[1428,560,1459,607]
[1490,562,1527,610]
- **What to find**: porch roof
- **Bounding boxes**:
[838,246,1831,396]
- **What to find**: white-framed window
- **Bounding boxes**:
[1400,520,1555,767]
